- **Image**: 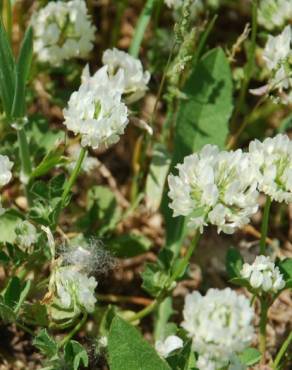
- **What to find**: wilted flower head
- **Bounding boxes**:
[32,0,96,66]
[168,145,259,234]
[63,65,128,150]
[249,134,292,203]
[15,220,38,251]
[60,238,115,274]
[181,288,254,370]
[155,335,183,358]
[258,0,292,31]
[49,265,97,320]
[241,255,285,293]
[0,154,13,187]
[102,48,150,103]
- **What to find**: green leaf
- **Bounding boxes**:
[108,316,171,370]
[33,329,58,358]
[226,247,244,279]
[64,340,88,370]
[3,276,21,309]
[107,233,152,258]
[30,147,67,179]
[229,277,250,288]
[277,258,292,281]
[145,144,171,212]
[0,209,23,244]
[0,297,16,323]
[14,280,31,313]
[0,17,15,116]
[238,348,261,366]
[163,47,233,256]
[11,26,33,118]
[166,340,196,370]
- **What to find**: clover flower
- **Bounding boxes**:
[168,145,259,234]
[241,255,285,293]
[262,26,292,104]
[155,335,183,358]
[63,65,128,150]
[15,221,38,251]
[249,134,292,203]
[32,0,96,66]
[258,0,292,31]
[0,154,13,215]
[181,288,254,370]
[0,154,13,187]
[49,266,97,320]
[102,48,150,103]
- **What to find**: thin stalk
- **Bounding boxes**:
[259,297,269,358]
[231,0,258,128]
[17,128,33,205]
[58,312,88,348]
[16,321,35,336]
[259,196,272,255]
[129,0,156,57]
[128,233,200,322]
[60,146,87,209]
[111,0,128,46]
[273,331,292,369]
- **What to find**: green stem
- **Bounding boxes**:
[111,0,128,46]
[259,297,269,357]
[16,321,35,336]
[231,0,258,127]
[58,312,88,348]
[129,0,156,57]
[17,128,33,206]
[128,232,200,322]
[273,331,292,369]
[60,146,87,209]
[259,196,272,255]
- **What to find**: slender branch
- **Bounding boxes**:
[96,293,153,306]
[16,321,35,336]
[273,331,292,369]
[17,128,32,183]
[129,0,156,58]
[259,196,272,255]
[60,146,87,209]
[58,312,88,348]
[230,0,258,129]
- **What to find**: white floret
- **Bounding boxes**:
[155,335,183,358]
[168,145,259,234]
[102,48,150,103]
[63,65,128,150]
[241,255,285,293]
[249,134,292,203]
[181,288,254,370]
[31,0,96,66]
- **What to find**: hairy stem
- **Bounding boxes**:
[259,196,272,255]
[273,331,292,369]
[259,297,269,358]
[129,0,156,57]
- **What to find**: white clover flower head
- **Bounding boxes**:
[155,335,183,358]
[15,221,38,250]
[63,65,129,150]
[32,0,96,66]
[168,145,259,234]
[52,265,97,317]
[258,0,292,31]
[263,25,291,71]
[102,48,150,103]
[181,288,254,370]
[67,143,99,174]
[249,134,292,203]
[0,154,13,187]
[241,255,285,293]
